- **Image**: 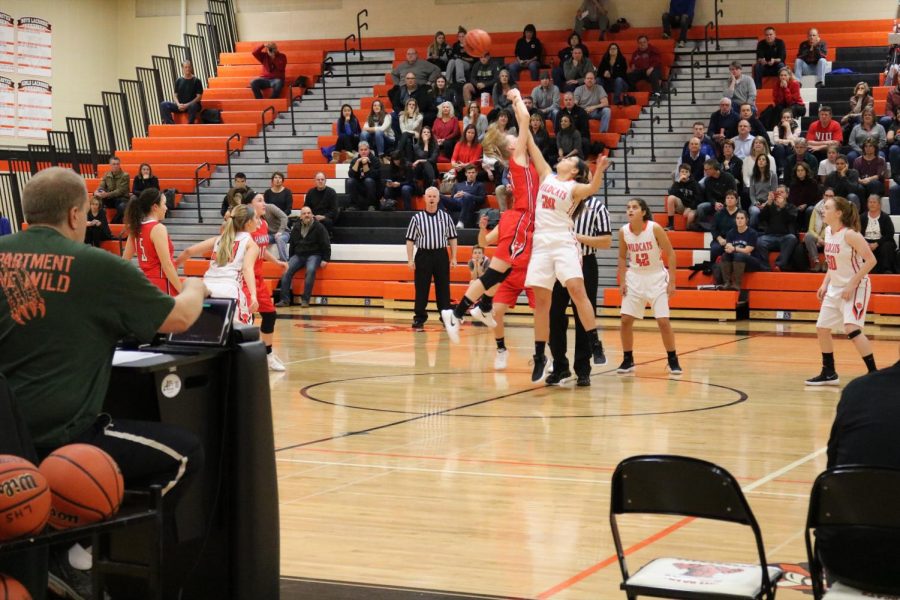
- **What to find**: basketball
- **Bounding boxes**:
[464,29,492,57]
[0,455,51,542]
[0,573,30,600]
[38,444,124,530]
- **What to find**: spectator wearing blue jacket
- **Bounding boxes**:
[662,0,696,47]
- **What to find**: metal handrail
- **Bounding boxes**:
[288,75,307,136]
[320,57,335,111]
[343,34,358,87]
[356,10,368,61]
[703,23,713,79]
[603,160,616,204]
[620,129,635,194]
[690,47,701,104]
[225,133,241,182]
[260,106,276,163]
[666,86,678,132]
[193,162,211,223]
[714,0,724,51]
[648,100,662,163]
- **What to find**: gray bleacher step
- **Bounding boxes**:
[325,49,396,62]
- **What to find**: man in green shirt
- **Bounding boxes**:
[0,167,207,597]
[93,155,130,223]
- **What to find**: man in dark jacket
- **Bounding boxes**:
[304,172,339,234]
[389,73,435,134]
[276,206,331,308]
[556,92,592,157]
[346,142,382,211]
[757,186,798,270]
[753,27,786,87]
[694,159,738,231]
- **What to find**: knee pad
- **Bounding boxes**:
[847,329,861,340]
[479,267,508,290]
[260,311,277,334]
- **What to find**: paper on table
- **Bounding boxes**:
[112,350,164,366]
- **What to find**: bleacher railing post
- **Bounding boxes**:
[194,162,210,223]
[666,86,677,132]
[226,133,241,182]
[261,106,276,163]
[321,57,335,111]
[690,47,700,104]
[703,23,713,79]
[648,100,661,163]
[714,0,724,51]
[621,129,634,194]
[356,10,368,61]
[343,35,357,87]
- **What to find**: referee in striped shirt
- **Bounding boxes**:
[547,193,612,386]
[406,187,458,329]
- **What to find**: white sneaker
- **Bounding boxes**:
[470,305,497,328]
[456,221,465,229]
[267,353,286,371]
[494,348,508,370]
[441,309,461,343]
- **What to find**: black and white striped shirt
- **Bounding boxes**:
[574,195,611,256]
[406,209,458,250]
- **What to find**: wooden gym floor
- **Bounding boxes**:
[268,306,899,599]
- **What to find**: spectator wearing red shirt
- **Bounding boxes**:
[807,105,843,159]
[431,102,460,161]
[626,35,663,95]
[761,67,804,129]
[449,125,484,181]
[251,42,288,99]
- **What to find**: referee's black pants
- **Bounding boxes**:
[549,256,598,378]
[414,248,451,323]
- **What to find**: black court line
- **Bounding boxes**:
[280,576,531,599]
[274,334,758,453]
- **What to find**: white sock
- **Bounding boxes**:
[68,543,92,570]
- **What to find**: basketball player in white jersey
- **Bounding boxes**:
[616,198,682,375]
[513,89,610,382]
[176,204,260,324]
[806,195,878,385]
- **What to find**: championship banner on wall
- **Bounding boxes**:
[16,79,51,139]
[16,17,51,77]
[0,13,14,73]
[0,76,15,136]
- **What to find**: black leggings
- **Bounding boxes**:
[260,311,277,334]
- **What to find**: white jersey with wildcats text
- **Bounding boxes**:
[622,221,664,273]
[824,226,863,289]
[534,174,578,237]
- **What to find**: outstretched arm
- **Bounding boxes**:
[572,155,610,202]
[508,89,552,179]
[176,236,217,266]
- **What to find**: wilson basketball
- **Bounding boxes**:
[39,444,124,530]
[0,455,51,541]
[464,29,492,57]
[0,573,31,600]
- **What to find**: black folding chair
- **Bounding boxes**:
[805,467,900,599]
[609,455,782,600]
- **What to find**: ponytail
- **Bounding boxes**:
[124,188,162,236]
[215,204,253,266]
[833,196,861,232]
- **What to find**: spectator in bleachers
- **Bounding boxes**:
[346,141,382,211]
[84,196,112,247]
[160,60,203,125]
[596,43,628,105]
[411,126,439,188]
[749,154,778,215]
[531,72,560,122]
[521,94,539,116]
[861,193,899,273]
[627,35,663,96]
[220,172,254,218]
[383,152,416,211]
[264,171,293,216]
[556,92,590,157]
[741,135,776,187]
[737,102,770,142]
[696,159,738,231]
[391,48,441,87]
[574,0,610,38]
[817,142,839,182]
[720,139,744,189]
[529,113,556,165]
[720,210,766,289]
[804,189,831,271]
[360,99,395,158]
[450,125,484,181]
[806,105,842,160]
[469,245,490,281]
[426,31,451,72]
[880,79,900,130]
[847,109,887,163]
[758,185,798,270]
[771,109,801,175]
[559,46,594,94]
[250,42,287,99]
[708,97,740,150]
[840,82,874,139]
[390,72,435,136]
[431,101,460,161]
[824,154,864,208]
[396,98,424,163]
[275,206,330,308]
[753,27,787,88]
[574,71,611,133]
[788,161,820,229]
[666,163,701,230]
[678,137,711,181]
[446,27,477,87]
[884,107,900,177]
[332,104,361,164]
[304,172,338,235]
[785,137,819,186]
[661,0,695,48]
[261,199,289,261]
[761,68,804,130]
[490,69,517,120]
[853,138,890,199]
[464,53,502,105]
[430,75,462,123]
[794,28,829,88]
[710,190,741,260]
[685,121,716,157]
[492,109,517,136]
[463,100,489,142]
[724,62,757,115]
[555,114,584,164]
[731,120,754,159]
[507,24,543,83]
[94,156,130,224]
[440,165,485,228]
[131,163,159,200]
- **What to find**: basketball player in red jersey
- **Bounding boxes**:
[442,90,540,343]
[241,193,288,371]
[123,188,181,295]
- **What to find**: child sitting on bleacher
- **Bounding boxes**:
[665,164,701,230]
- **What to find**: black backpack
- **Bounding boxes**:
[201,108,222,124]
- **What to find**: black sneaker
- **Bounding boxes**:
[592,340,607,365]
[545,369,572,386]
[667,359,683,376]
[617,358,635,374]
[48,550,92,600]
[411,320,425,330]
[576,374,591,387]
[530,354,549,383]
[805,370,840,386]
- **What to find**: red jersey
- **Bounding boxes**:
[507,157,539,214]
[247,219,276,313]
[137,220,175,295]
[250,219,270,271]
